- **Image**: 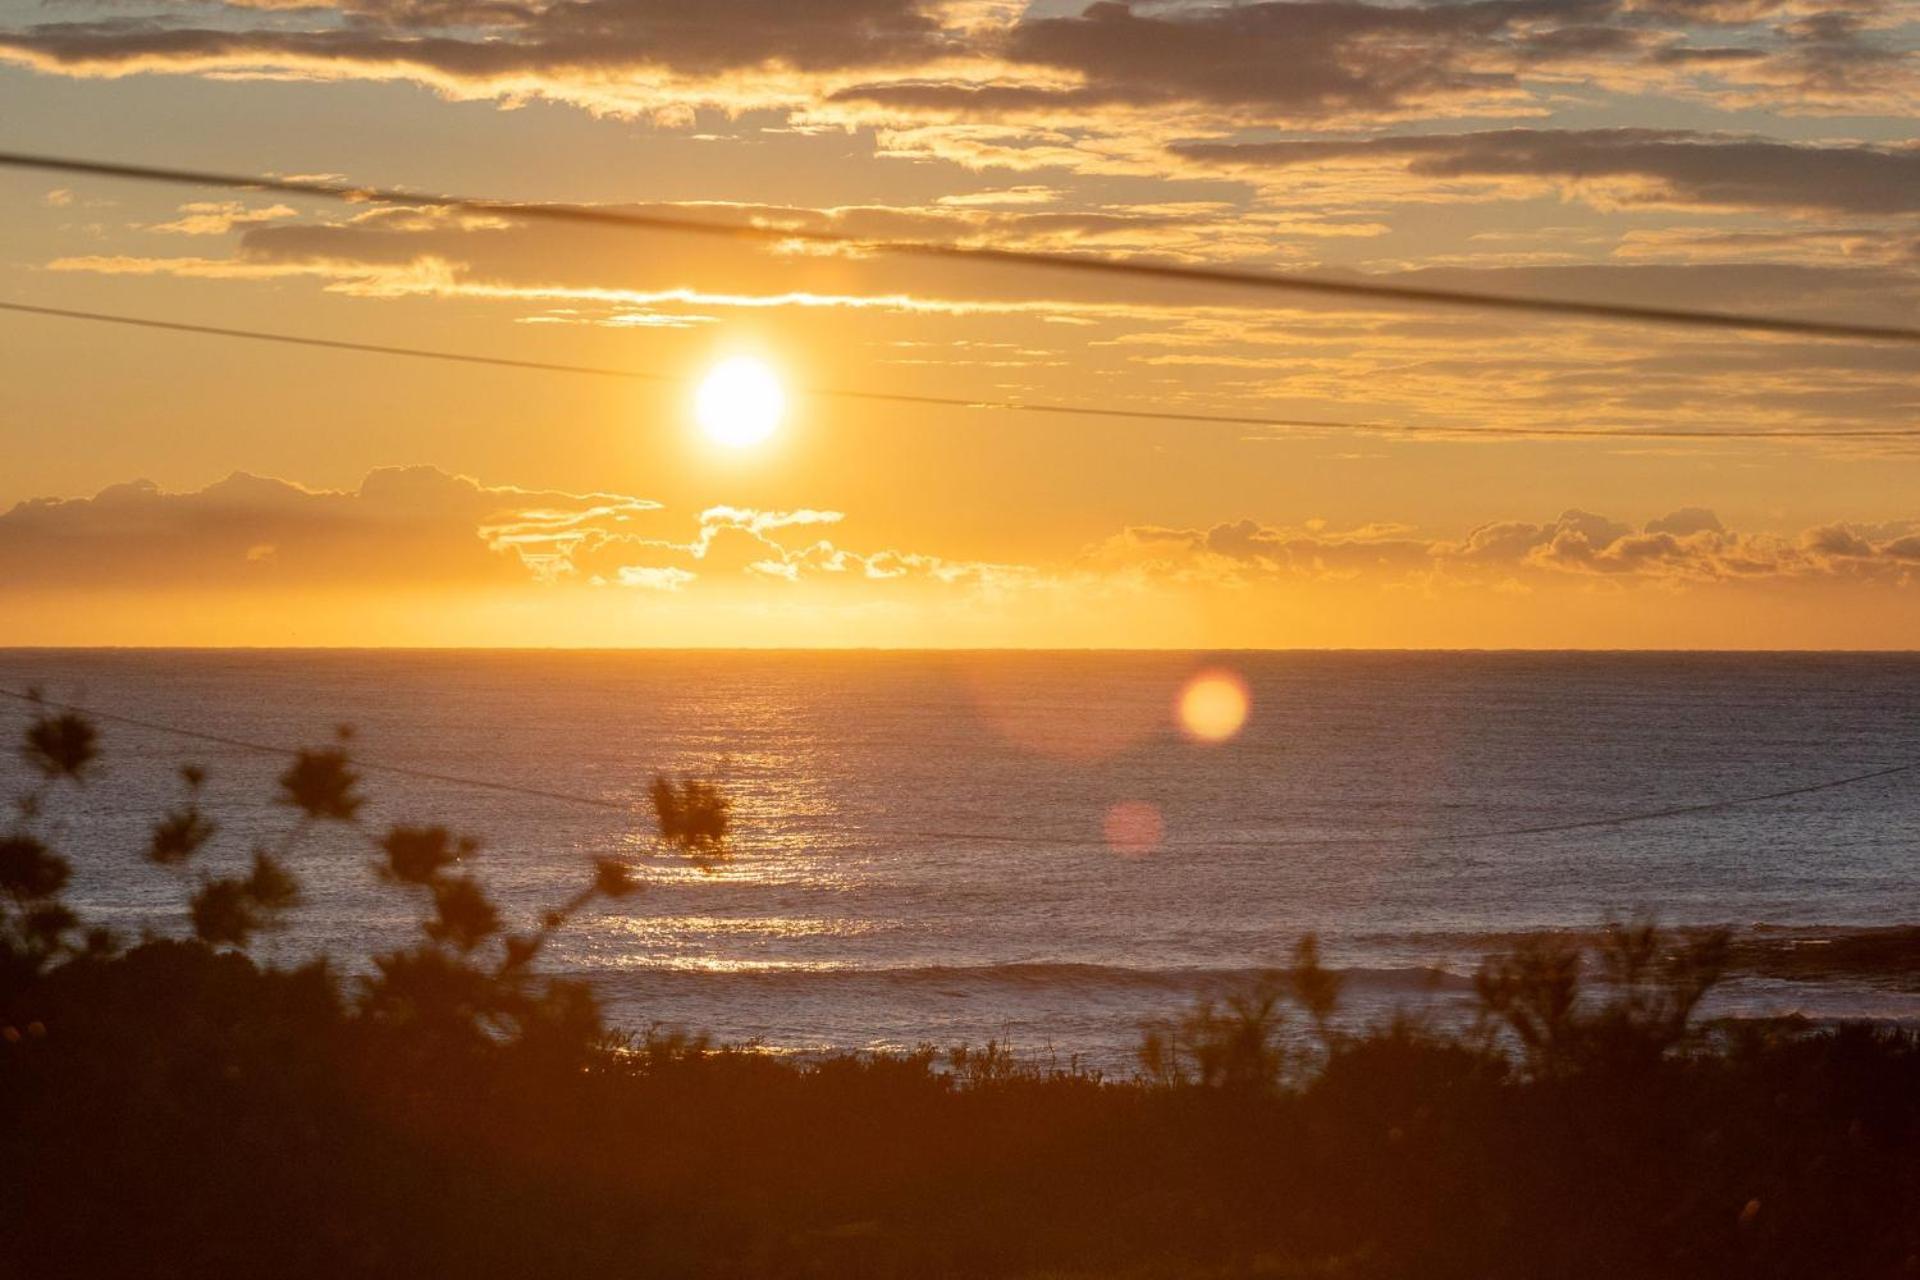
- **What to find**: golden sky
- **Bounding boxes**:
[2,0,1918,647]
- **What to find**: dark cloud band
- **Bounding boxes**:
[1173,128,1920,217]
[5,151,1917,345]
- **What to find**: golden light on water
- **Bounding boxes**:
[1177,669,1250,743]
[696,356,784,448]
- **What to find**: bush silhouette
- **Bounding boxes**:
[1473,919,1730,1077]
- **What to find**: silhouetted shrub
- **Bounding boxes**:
[0,833,69,902]
[1140,970,1291,1091]
[278,737,365,821]
[651,775,732,865]
[19,698,97,782]
[1139,935,1345,1091]
[1473,918,1731,1077]
[378,824,469,885]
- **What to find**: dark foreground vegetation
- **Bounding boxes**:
[3,700,1918,1279]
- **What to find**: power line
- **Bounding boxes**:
[5,149,1919,346]
[3,686,1910,850]
[905,757,1920,847]
[0,301,1363,435]
[0,686,642,811]
[7,300,1918,442]
[0,301,674,386]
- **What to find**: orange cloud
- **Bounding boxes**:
[1172,130,1920,217]
[1096,508,1920,587]
[0,468,1022,596]
[8,470,1920,647]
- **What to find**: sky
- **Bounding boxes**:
[0,0,1917,647]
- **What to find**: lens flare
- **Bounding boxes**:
[1103,800,1165,857]
[1177,669,1250,743]
[961,661,1165,761]
[696,356,784,447]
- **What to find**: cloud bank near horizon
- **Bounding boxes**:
[7,467,1920,648]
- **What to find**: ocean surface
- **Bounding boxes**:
[3,649,1917,1072]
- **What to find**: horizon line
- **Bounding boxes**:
[3,644,1919,656]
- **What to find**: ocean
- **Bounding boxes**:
[3,649,1917,1072]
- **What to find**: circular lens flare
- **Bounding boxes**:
[696,356,784,447]
[1103,800,1165,857]
[1177,669,1250,743]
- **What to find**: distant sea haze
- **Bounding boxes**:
[4,649,1917,1071]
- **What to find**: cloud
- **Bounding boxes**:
[0,467,1016,597]
[0,0,956,79]
[840,0,1589,118]
[4,0,1907,127]
[219,193,1272,266]
[1099,507,1920,586]
[1611,227,1918,267]
[832,0,1915,124]
[58,468,1918,606]
[562,504,1017,590]
[43,202,1920,443]
[0,0,979,127]
[1172,129,1920,217]
[0,467,658,589]
[148,201,302,236]
[52,192,1920,323]
[1644,506,1725,536]
[1746,7,1918,111]
[40,193,1335,329]
[8,472,1920,648]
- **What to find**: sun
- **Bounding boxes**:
[696,356,785,448]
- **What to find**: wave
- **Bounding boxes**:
[585,924,1920,993]
[1365,921,1905,947]
[1359,924,1920,989]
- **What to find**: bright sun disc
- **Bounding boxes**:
[696,356,784,448]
